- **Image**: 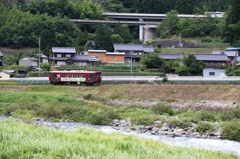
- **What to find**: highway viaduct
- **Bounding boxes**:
[71,12,222,43]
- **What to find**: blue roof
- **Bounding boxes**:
[225,48,240,51]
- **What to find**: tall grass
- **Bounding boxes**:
[0,120,237,159]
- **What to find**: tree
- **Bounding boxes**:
[156,10,180,38]
[111,34,123,43]
[224,0,240,46]
[184,54,205,75]
[175,65,190,76]
[140,53,164,69]
[113,24,132,43]
[94,24,112,51]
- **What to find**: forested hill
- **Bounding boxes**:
[101,0,228,14]
[0,0,240,56]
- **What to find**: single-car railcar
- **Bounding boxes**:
[49,70,102,85]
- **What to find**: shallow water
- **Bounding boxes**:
[35,120,240,157]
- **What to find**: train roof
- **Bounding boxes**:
[49,70,101,74]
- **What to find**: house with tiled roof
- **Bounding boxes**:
[159,53,229,68]
[49,47,99,66]
[113,43,154,63]
[88,50,125,63]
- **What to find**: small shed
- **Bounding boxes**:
[203,68,226,78]
[19,57,38,67]
[0,70,11,79]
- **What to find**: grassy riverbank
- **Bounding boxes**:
[0,84,240,141]
[0,120,237,159]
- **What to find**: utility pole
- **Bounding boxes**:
[130,51,133,73]
[179,35,183,65]
[38,37,41,76]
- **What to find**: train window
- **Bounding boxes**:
[82,74,85,77]
[79,74,82,77]
[73,74,77,78]
[61,74,65,77]
[65,74,69,77]
[69,74,73,77]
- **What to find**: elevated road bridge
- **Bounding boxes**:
[71,12,223,43]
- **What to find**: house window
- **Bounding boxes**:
[57,54,62,57]
[209,72,215,76]
[113,57,117,60]
[0,76,2,78]
[66,54,71,58]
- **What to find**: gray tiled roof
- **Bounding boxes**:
[114,43,143,51]
[159,53,186,60]
[72,55,90,61]
[194,54,229,61]
[159,53,229,61]
[52,47,76,53]
[143,46,154,52]
[113,43,153,52]
[224,51,237,56]
[49,57,68,60]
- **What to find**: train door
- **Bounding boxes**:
[54,74,57,83]
[90,74,93,83]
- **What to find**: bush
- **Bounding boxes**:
[221,119,240,141]
[132,116,155,125]
[84,94,93,100]
[162,76,168,83]
[87,112,112,125]
[196,110,217,122]
[195,122,216,135]
[169,118,192,129]
[220,108,240,121]
[151,102,174,116]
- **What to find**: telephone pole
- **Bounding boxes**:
[179,35,183,65]
[38,37,41,76]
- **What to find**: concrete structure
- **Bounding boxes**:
[203,68,226,78]
[71,19,158,43]
[19,57,38,67]
[71,12,222,43]
[205,12,224,18]
[0,50,3,66]
[88,50,125,63]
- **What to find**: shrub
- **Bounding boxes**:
[84,93,93,100]
[87,112,112,125]
[162,76,168,83]
[151,102,174,116]
[196,110,217,122]
[220,108,240,121]
[169,118,192,129]
[221,119,240,141]
[132,116,155,125]
[195,122,216,135]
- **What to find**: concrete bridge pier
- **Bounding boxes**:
[139,24,157,43]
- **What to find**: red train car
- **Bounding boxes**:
[49,70,102,85]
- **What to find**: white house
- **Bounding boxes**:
[203,68,226,78]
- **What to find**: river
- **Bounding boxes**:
[34,120,240,158]
[1,116,240,157]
